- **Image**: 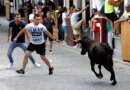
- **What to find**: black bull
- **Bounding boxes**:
[77,37,117,85]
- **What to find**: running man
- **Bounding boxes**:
[14,14,58,75]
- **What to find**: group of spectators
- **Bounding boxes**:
[17,1,90,46]
[89,0,130,48]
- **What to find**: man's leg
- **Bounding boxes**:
[58,24,64,41]
[40,55,52,68]
[114,22,121,35]
[40,55,54,75]
[16,51,32,74]
[107,31,113,48]
[22,51,32,70]
[18,43,35,64]
[7,42,16,68]
[49,40,53,54]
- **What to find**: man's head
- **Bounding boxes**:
[13,13,21,22]
[125,4,130,12]
[37,1,43,10]
[70,5,75,11]
[62,7,67,13]
[34,14,41,25]
[92,8,97,15]
[37,1,43,7]
[46,11,51,18]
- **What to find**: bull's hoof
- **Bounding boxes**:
[110,77,113,81]
[110,76,114,81]
[111,81,117,85]
[96,74,103,79]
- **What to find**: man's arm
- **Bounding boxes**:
[78,5,89,14]
[25,30,31,42]
[14,28,26,42]
[115,18,129,23]
[44,30,59,42]
[7,27,11,42]
[44,30,56,40]
[108,0,124,7]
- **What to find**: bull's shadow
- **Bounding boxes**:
[77,36,117,85]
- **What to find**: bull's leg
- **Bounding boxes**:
[110,68,117,85]
[103,65,117,85]
[91,62,100,78]
[98,64,103,79]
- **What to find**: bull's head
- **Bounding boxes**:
[74,37,89,55]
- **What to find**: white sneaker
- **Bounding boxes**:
[6,63,13,69]
[34,63,41,67]
[49,50,53,54]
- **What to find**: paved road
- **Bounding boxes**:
[0,32,130,90]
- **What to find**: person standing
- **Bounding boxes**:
[10,1,14,20]
[43,11,55,54]
[70,5,89,42]
[56,5,64,41]
[14,14,58,75]
[105,0,123,21]
[29,8,36,23]
[7,13,40,69]
[62,7,68,42]
[104,0,124,48]
[114,4,130,35]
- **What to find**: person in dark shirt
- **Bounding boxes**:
[88,8,98,28]
[46,0,56,11]
[7,13,40,69]
[18,7,25,19]
[42,3,50,18]
[56,5,64,41]
[43,11,55,54]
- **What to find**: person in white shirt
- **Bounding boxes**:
[114,4,130,35]
[14,14,58,75]
[29,8,36,23]
[62,7,68,41]
[70,5,89,41]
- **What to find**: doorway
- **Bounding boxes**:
[0,0,5,16]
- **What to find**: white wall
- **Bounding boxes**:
[41,0,46,3]
[125,0,130,4]
[92,0,96,9]
[92,0,104,11]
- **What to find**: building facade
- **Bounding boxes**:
[1,0,130,20]
[63,0,130,24]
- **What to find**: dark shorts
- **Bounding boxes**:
[105,12,118,22]
[27,42,46,55]
[44,29,53,41]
